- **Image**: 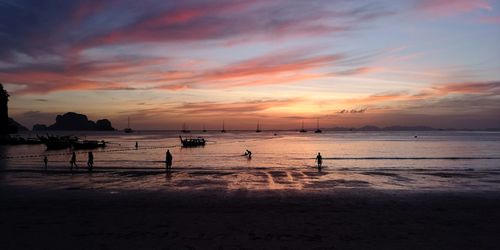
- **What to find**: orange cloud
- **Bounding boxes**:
[157,84,190,91]
[176,98,303,115]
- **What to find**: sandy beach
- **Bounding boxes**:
[1,185,500,249]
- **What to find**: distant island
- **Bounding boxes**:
[33,112,115,131]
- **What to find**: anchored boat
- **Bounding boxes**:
[72,140,106,150]
[124,117,133,133]
[221,121,226,133]
[181,123,191,133]
[38,135,78,150]
[256,121,262,133]
[179,136,206,147]
[299,121,307,133]
[314,119,322,133]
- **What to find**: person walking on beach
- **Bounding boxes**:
[70,152,77,170]
[316,152,323,169]
[87,152,94,172]
[43,156,48,170]
[165,150,173,170]
[135,141,138,149]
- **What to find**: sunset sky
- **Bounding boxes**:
[1,0,499,130]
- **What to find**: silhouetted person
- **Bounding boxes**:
[135,141,138,149]
[87,152,94,172]
[43,156,48,170]
[246,149,252,159]
[165,150,173,170]
[70,152,77,170]
[316,152,322,168]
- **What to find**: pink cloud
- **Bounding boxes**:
[70,1,389,53]
[0,56,165,94]
[70,1,106,25]
[344,81,500,106]
[433,81,500,94]
[417,0,492,16]
[1,48,376,94]
[145,49,381,90]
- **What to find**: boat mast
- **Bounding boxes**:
[221,120,226,133]
[300,120,307,132]
[315,118,322,133]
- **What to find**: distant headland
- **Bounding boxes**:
[1,83,27,134]
[33,112,115,131]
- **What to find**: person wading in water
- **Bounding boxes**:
[43,156,48,170]
[87,152,94,172]
[165,150,173,170]
[70,152,77,170]
[316,152,323,169]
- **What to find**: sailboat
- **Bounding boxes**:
[221,121,226,133]
[181,123,190,133]
[124,117,133,133]
[202,124,207,132]
[315,119,322,133]
[299,121,307,133]
[256,121,262,133]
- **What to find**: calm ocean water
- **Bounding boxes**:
[1,131,500,191]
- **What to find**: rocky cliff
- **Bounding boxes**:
[33,112,115,131]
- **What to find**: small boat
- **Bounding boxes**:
[181,123,191,133]
[0,135,43,145]
[299,121,307,133]
[256,121,262,133]
[72,140,106,150]
[179,136,206,147]
[202,124,207,132]
[124,117,133,133]
[39,135,78,150]
[221,121,226,133]
[314,119,322,133]
[26,137,43,145]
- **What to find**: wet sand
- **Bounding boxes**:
[1,187,500,249]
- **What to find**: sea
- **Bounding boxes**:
[1,130,500,192]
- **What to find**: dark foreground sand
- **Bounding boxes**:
[1,187,500,250]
